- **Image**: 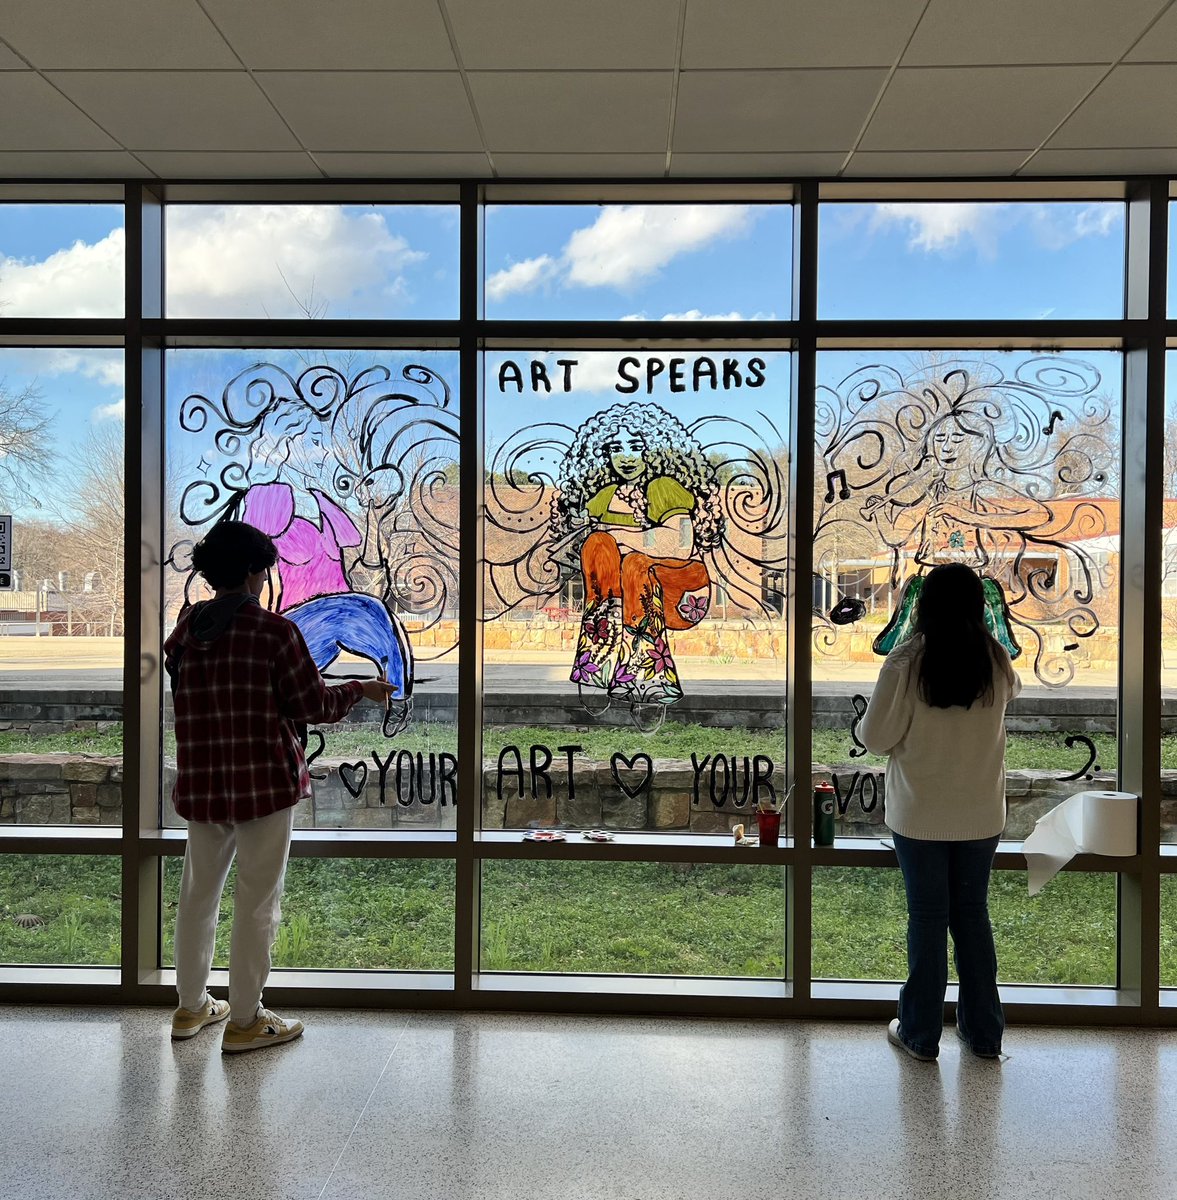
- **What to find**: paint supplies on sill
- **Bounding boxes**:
[732,823,759,847]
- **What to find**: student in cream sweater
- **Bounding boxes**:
[859,563,1022,1062]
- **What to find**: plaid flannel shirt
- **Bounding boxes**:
[164,599,363,823]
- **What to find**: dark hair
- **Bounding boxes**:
[915,564,998,709]
[191,520,277,591]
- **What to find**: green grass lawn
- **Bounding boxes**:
[0,723,1139,770]
[0,853,1159,987]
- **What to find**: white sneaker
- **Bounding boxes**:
[887,1018,937,1061]
[221,1008,305,1055]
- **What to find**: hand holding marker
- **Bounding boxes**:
[360,672,394,707]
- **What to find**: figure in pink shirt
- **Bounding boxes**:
[240,479,412,738]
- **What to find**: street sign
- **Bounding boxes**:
[0,516,10,589]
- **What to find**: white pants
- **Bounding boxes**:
[174,805,296,1026]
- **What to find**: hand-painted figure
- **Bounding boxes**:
[860,405,1043,658]
[550,404,725,720]
[241,480,412,737]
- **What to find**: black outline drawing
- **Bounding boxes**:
[814,357,1117,687]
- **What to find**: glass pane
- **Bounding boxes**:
[813,867,1116,985]
[819,201,1124,319]
[162,857,454,971]
[0,854,120,965]
[1165,351,1177,844]
[1161,875,1177,987]
[481,861,784,976]
[165,204,459,319]
[0,203,124,317]
[0,347,125,826]
[482,349,789,834]
[484,204,791,321]
[813,351,1122,841]
[163,350,459,831]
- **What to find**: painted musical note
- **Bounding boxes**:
[825,468,850,503]
[1044,410,1064,436]
[849,693,868,758]
[1057,733,1100,782]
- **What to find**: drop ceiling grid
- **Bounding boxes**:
[0,0,1174,176]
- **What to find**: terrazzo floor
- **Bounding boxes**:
[1,1006,1175,1199]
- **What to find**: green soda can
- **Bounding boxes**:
[813,782,836,846]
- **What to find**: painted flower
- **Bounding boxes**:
[583,613,612,644]
[613,664,636,686]
[647,636,674,675]
[677,593,709,624]
[570,652,601,684]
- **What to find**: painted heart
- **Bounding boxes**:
[610,752,654,799]
[339,761,368,798]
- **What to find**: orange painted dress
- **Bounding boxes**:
[571,476,710,704]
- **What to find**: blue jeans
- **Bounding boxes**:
[891,831,1004,1058]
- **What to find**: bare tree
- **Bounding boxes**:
[50,423,125,635]
[0,379,54,510]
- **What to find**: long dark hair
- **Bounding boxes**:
[915,564,998,709]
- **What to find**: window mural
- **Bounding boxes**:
[482,352,789,834]
[812,352,1122,842]
[816,356,1116,685]
[164,351,459,831]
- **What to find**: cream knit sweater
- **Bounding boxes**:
[858,635,1022,841]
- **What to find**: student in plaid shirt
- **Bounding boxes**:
[166,520,392,1053]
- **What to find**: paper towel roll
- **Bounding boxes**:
[1022,790,1137,896]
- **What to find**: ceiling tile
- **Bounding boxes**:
[844,150,1031,176]
[670,151,845,176]
[469,71,671,153]
[1126,3,1177,59]
[135,151,321,178]
[673,69,885,153]
[199,0,457,70]
[259,72,481,152]
[446,0,679,69]
[861,66,1104,150]
[683,0,925,68]
[1022,147,1177,174]
[317,152,491,177]
[494,153,666,176]
[0,44,28,69]
[0,150,151,177]
[1,0,237,69]
[905,0,1164,65]
[48,71,299,151]
[1049,64,1177,148]
[0,74,119,150]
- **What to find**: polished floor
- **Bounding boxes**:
[1,1006,1175,1200]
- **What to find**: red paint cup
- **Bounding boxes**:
[756,809,781,847]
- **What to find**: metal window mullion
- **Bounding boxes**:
[1118,178,1167,1015]
[121,184,164,994]
[454,181,484,1002]
[787,180,819,1005]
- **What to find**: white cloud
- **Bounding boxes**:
[1028,202,1121,251]
[45,349,124,391]
[621,308,777,321]
[486,205,755,301]
[870,202,996,255]
[0,228,125,316]
[167,206,427,317]
[93,399,125,422]
[869,200,1123,258]
[565,205,752,289]
[485,254,558,302]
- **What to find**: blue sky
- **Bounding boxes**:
[0,198,1154,522]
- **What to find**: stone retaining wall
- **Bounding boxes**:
[3,752,1175,840]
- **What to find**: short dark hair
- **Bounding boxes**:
[191,521,277,591]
